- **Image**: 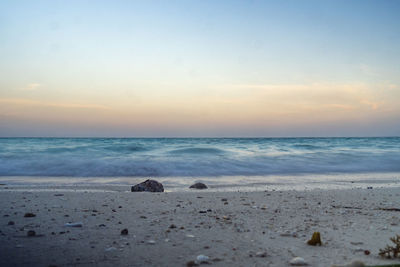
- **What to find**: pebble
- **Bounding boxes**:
[255,251,267,257]
[196,255,209,263]
[24,213,36,218]
[289,257,308,266]
[105,247,117,252]
[121,228,128,235]
[8,221,15,225]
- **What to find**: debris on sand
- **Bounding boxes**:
[307,232,322,246]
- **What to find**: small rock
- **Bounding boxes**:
[290,257,307,266]
[121,228,128,235]
[131,179,164,192]
[196,255,209,263]
[27,230,36,237]
[24,213,36,218]
[8,221,15,225]
[199,210,207,214]
[169,224,177,229]
[367,187,373,189]
[189,183,208,189]
[105,247,117,252]
[255,251,267,257]
[364,250,370,255]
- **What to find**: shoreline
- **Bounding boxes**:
[1,172,400,192]
[1,185,400,266]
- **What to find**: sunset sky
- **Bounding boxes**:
[1,0,399,137]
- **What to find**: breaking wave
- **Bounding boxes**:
[0,137,399,177]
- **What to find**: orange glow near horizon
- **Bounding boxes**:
[1,82,399,136]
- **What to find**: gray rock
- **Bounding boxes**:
[131,179,164,192]
[189,183,208,189]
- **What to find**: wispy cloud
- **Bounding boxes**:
[0,98,111,110]
[22,83,41,91]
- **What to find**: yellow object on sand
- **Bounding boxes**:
[307,232,322,246]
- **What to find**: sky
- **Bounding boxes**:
[0,0,399,137]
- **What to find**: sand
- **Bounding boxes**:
[1,184,400,267]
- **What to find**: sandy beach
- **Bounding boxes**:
[1,184,400,267]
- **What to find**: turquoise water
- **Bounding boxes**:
[0,137,399,188]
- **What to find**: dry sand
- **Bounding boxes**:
[1,184,400,267]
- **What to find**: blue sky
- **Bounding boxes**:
[0,0,399,137]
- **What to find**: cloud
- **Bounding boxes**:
[360,99,382,110]
[0,98,111,110]
[22,83,41,91]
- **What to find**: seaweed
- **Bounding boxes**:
[379,234,400,259]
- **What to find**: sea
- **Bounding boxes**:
[0,137,399,191]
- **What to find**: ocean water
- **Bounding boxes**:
[0,137,399,190]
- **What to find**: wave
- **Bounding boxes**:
[168,147,225,155]
[0,137,399,177]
